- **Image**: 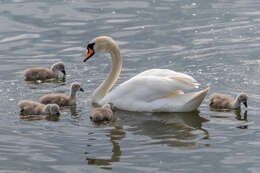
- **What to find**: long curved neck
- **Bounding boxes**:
[233,96,241,109]
[69,89,76,100]
[92,44,122,105]
[50,66,59,76]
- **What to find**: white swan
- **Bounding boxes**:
[83,36,209,112]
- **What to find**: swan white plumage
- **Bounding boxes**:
[83,36,209,112]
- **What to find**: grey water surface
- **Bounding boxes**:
[0,0,260,172]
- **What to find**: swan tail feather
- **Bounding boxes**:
[184,87,210,111]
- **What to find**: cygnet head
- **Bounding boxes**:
[45,104,60,116]
[51,62,66,75]
[83,36,117,62]
[103,102,113,110]
[238,93,248,108]
[71,82,84,93]
[90,113,102,122]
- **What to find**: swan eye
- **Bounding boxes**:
[83,42,95,62]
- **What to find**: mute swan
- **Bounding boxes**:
[209,93,248,109]
[18,100,60,116]
[40,82,84,106]
[83,36,209,112]
[90,103,114,122]
[24,62,66,81]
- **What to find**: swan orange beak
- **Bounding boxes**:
[83,48,94,62]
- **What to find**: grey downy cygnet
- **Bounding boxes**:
[90,103,114,122]
[40,82,84,107]
[24,62,66,81]
[209,92,248,109]
[18,100,60,116]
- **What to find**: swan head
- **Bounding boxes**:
[238,93,248,108]
[83,36,118,62]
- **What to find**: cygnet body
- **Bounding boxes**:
[90,103,114,122]
[40,82,84,106]
[24,62,66,81]
[209,93,248,109]
[18,100,60,116]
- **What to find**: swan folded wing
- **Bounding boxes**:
[104,75,199,104]
[169,76,199,88]
[136,69,199,88]
[149,88,209,112]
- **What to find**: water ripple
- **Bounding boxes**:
[0,0,260,172]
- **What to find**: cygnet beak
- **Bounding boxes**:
[62,70,66,75]
[80,88,84,92]
[243,101,247,108]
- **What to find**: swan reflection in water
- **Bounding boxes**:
[86,125,125,170]
[85,110,209,169]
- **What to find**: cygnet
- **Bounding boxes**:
[40,82,84,106]
[18,100,60,116]
[90,103,114,122]
[209,92,248,109]
[24,62,66,81]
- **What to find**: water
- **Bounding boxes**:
[0,0,260,172]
